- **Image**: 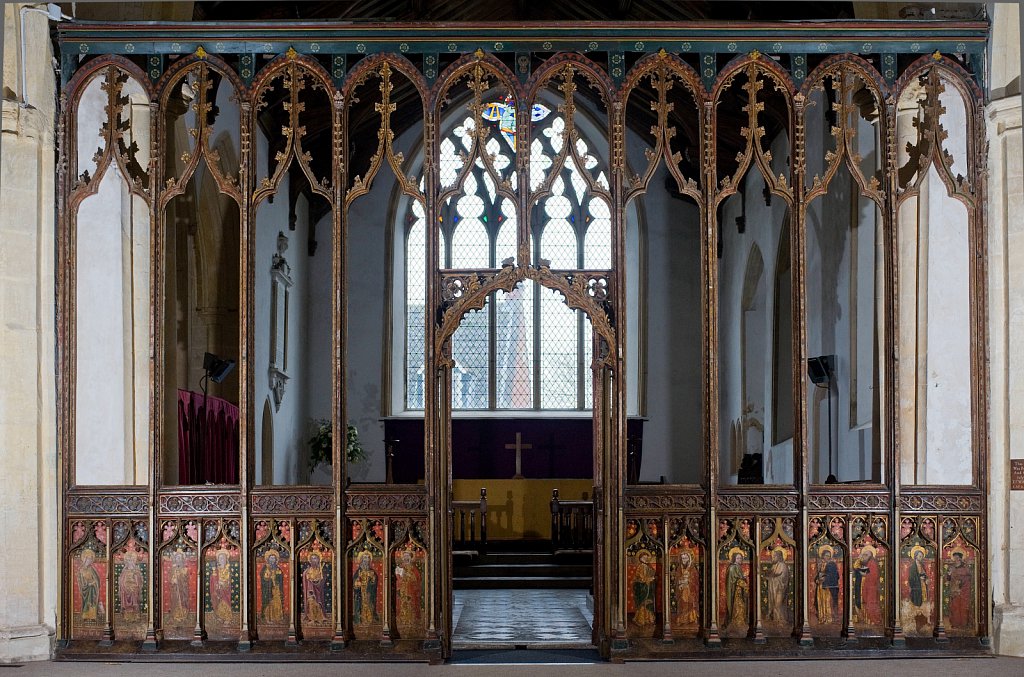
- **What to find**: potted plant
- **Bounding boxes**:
[308,419,366,468]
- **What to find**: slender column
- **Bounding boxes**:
[286,519,298,645]
[237,94,254,652]
[100,521,114,645]
[331,83,347,652]
[191,518,205,646]
[143,95,161,652]
[885,89,907,648]
[661,515,673,643]
[753,519,765,643]
[934,518,948,642]
[380,520,393,646]
[703,93,722,648]
[845,520,857,642]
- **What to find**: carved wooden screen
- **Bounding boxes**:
[57,21,990,660]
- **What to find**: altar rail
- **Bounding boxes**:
[551,489,594,553]
[452,488,487,556]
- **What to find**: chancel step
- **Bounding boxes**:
[455,548,592,590]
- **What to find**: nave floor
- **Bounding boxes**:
[451,588,594,649]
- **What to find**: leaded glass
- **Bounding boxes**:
[496,281,534,408]
[540,286,580,409]
[584,195,611,269]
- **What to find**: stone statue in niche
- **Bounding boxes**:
[269,231,292,411]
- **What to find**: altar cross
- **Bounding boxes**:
[504,432,533,479]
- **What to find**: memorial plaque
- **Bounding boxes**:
[1011,459,1024,491]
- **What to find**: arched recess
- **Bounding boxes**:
[260,398,274,485]
[893,57,984,488]
[156,53,244,486]
[620,52,705,487]
[249,53,336,487]
[800,56,887,488]
[712,56,797,493]
[62,57,153,487]
[433,263,616,650]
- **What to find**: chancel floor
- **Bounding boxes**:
[452,589,595,649]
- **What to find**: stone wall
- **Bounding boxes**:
[0,3,58,663]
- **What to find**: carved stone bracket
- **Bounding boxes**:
[251,491,333,515]
[807,492,890,512]
[718,493,798,513]
[68,493,149,515]
[900,493,981,513]
[158,492,241,515]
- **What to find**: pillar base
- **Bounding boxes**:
[994,603,1024,656]
[0,624,53,663]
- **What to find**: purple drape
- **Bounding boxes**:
[177,389,239,484]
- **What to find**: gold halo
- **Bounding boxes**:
[950,546,967,559]
[726,547,746,562]
[636,548,654,562]
[818,545,834,559]
[909,545,927,560]
[80,548,96,562]
[858,544,877,559]
[264,548,280,562]
[771,546,787,560]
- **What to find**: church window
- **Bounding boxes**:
[404,107,608,411]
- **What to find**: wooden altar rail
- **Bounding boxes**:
[452,488,487,556]
[551,489,594,553]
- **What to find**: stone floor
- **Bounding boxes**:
[452,588,594,649]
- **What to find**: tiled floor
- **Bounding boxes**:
[452,589,594,649]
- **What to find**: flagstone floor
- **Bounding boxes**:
[452,588,594,649]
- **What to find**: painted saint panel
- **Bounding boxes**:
[71,522,109,639]
[112,537,148,640]
[254,520,291,640]
[160,521,199,640]
[392,537,426,638]
[204,537,241,640]
[297,518,334,639]
[625,519,662,637]
[667,532,700,635]
[941,517,979,637]
[807,516,845,633]
[759,517,796,636]
[850,516,888,636]
[349,520,384,640]
[717,518,753,637]
[899,517,937,637]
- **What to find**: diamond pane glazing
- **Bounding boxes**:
[539,287,579,409]
[496,282,534,408]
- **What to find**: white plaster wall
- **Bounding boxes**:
[921,166,973,484]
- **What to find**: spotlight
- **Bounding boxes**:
[807,355,837,484]
[203,352,236,384]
